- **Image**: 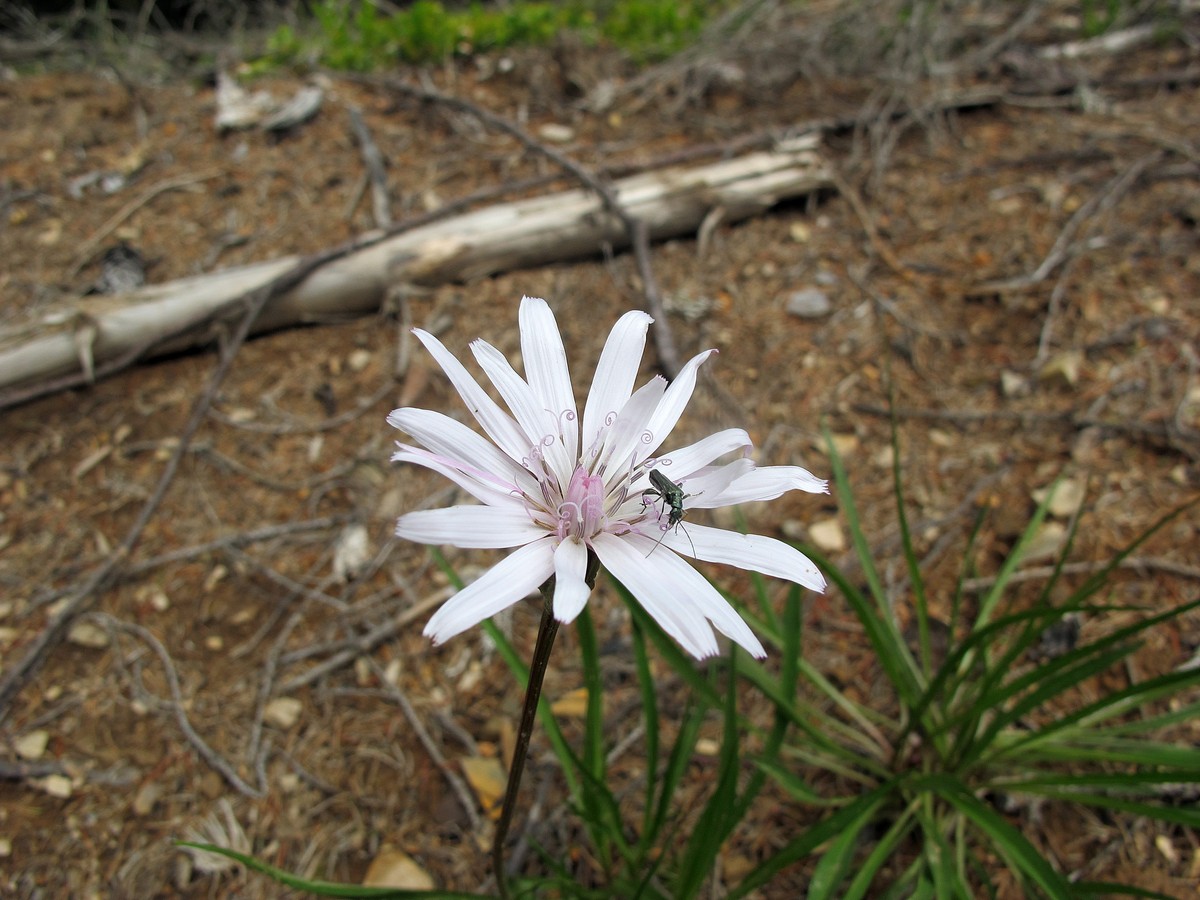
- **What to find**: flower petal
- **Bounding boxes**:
[397,505,545,549]
[423,539,555,645]
[639,349,716,462]
[552,537,591,624]
[391,447,520,507]
[471,338,573,488]
[388,407,535,496]
[649,428,753,481]
[582,310,652,458]
[670,458,756,510]
[699,464,830,506]
[662,523,826,593]
[593,531,765,659]
[413,328,530,464]
[596,376,666,475]
[520,297,578,463]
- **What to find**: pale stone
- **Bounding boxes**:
[67,621,110,649]
[1038,350,1083,387]
[1032,478,1086,519]
[362,846,435,889]
[264,697,303,729]
[14,729,49,761]
[785,288,832,319]
[1021,522,1066,562]
[35,774,73,798]
[132,781,163,817]
[537,123,575,143]
[809,518,846,552]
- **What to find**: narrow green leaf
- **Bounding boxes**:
[175,842,482,898]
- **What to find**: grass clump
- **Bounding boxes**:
[258,0,721,71]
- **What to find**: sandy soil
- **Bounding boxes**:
[1,5,1198,897]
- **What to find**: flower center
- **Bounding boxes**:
[556,465,606,541]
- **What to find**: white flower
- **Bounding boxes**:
[389,296,828,659]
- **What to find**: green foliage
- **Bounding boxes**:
[191,439,1199,897]
[256,0,718,72]
[737,426,1200,898]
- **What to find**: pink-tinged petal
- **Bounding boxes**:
[662,523,826,593]
[470,338,573,487]
[392,447,521,507]
[551,537,590,624]
[519,297,578,463]
[388,407,536,496]
[597,376,666,475]
[649,429,753,481]
[639,349,716,462]
[396,505,545,549]
[592,532,718,659]
[413,328,531,464]
[423,539,555,645]
[595,531,760,659]
[581,310,652,456]
[700,465,830,506]
[674,458,756,510]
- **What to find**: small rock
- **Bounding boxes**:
[333,524,370,582]
[0,837,11,858]
[809,518,846,553]
[537,123,575,143]
[362,846,436,889]
[132,781,163,817]
[68,621,110,649]
[204,635,223,651]
[1032,478,1086,519]
[14,729,50,761]
[264,697,303,729]
[34,774,73,798]
[551,687,588,718]
[1000,370,1030,398]
[461,756,507,816]
[1022,521,1066,562]
[348,349,372,372]
[785,288,833,319]
[695,738,720,756]
[1038,350,1083,387]
[789,222,811,242]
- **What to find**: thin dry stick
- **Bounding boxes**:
[1032,151,1161,364]
[347,104,393,228]
[95,613,266,797]
[69,170,222,276]
[961,555,1200,593]
[364,656,483,835]
[276,589,451,693]
[0,245,346,721]
[369,75,683,378]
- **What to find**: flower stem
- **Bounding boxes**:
[493,550,598,897]
[492,589,558,899]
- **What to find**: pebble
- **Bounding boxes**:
[809,518,846,552]
[785,288,833,319]
[264,697,303,729]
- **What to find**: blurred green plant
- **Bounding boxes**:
[255,0,719,72]
[732,426,1200,898]
[183,429,1199,897]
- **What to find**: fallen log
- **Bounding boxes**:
[0,135,829,401]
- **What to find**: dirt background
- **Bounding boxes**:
[2,2,1199,897]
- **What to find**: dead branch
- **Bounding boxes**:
[0,137,828,406]
[95,613,267,798]
[347,104,393,228]
[365,74,684,377]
